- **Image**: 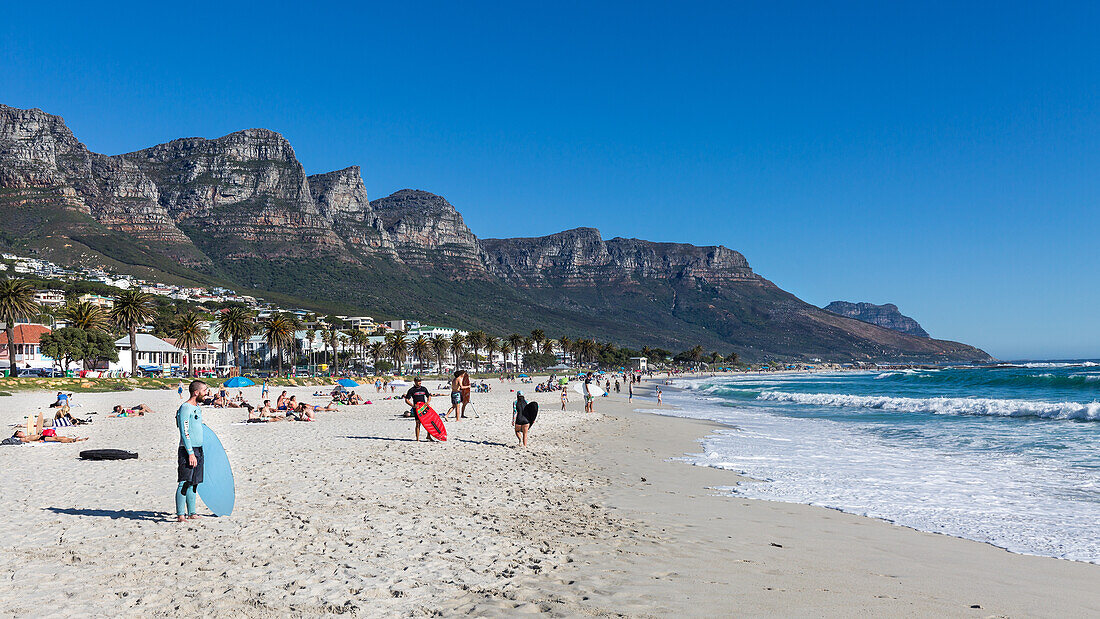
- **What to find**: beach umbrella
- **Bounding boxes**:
[223,376,255,388]
[337,378,359,387]
[518,374,529,378]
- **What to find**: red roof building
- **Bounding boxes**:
[0,324,53,367]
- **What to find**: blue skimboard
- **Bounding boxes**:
[197,424,235,516]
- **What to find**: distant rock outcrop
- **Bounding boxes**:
[823,301,930,337]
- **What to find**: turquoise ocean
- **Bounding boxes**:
[659,362,1100,563]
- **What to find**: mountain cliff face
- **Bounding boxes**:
[369,189,489,276]
[824,301,930,338]
[0,105,201,262]
[0,103,991,362]
[482,227,758,288]
[124,129,347,261]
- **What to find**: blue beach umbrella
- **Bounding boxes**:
[337,378,359,387]
[223,376,255,388]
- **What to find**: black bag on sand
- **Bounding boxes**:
[79,449,138,460]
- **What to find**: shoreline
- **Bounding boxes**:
[576,385,1098,616]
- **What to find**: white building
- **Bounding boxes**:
[164,338,218,376]
[113,334,184,375]
[33,290,66,307]
[77,293,114,309]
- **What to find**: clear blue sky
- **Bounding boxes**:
[3,1,1098,360]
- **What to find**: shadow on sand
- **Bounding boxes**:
[45,507,170,522]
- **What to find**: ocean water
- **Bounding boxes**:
[658,362,1100,563]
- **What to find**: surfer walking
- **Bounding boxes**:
[175,380,208,523]
[404,377,434,441]
[583,373,595,413]
[513,390,536,447]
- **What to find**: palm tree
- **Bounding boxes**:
[689,345,705,368]
[367,340,385,371]
[484,336,500,372]
[411,335,431,374]
[386,332,408,374]
[708,351,722,367]
[430,334,450,374]
[500,341,513,371]
[449,333,465,369]
[171,312,208,377]
[215,307,254,373]
[724,351,739,366]
[558,335,572,366]
[110,290,157,376]
[0,279,39,377]
[641,345,654,361]
[521,337,535,371]
[530,329,545,354]
[262,313,298,375]
[62,301,109,333]
[466,330,486,374]
[506,333,524,372]
[345,328,361,369]
[541,338,556,358]
[305,329,316,371]
[327,327,340,374]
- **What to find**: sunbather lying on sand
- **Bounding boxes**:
[6,429,88,443]
[111,404,154,417]
[54,406,89,426]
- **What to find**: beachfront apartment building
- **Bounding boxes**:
[0,324,54,370]
[77,293,114,309]
[406,325,466,339]
[113,334,184,375]
[32,289,66,307]
[163,338,217,376]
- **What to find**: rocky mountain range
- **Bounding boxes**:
[0,104,991,362]
[823,301,930,338]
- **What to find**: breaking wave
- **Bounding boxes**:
[757,391,1100,421]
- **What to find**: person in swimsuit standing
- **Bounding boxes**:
[458,370,472,419]
[176,380,208,523]
[447,370,463,421]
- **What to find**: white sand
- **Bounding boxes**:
[0,379,1096,617]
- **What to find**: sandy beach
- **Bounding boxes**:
[0,378,1096,617]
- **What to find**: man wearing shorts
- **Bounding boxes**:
[447,370,463,421]
[176,380,208,522]
[583,373,595,413]
[457,371,470,419]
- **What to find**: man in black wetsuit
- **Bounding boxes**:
[403,377,433,441]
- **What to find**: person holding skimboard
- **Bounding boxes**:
[176,380,208,522]
[404,377,433,441]
[583,373,595,413]
[513,390,537,447]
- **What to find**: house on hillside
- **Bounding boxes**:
[113,334,184,375]
[32,290,66,308]
[0,324,54,370]
[77,293,115,309]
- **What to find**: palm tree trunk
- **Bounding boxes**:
[6,325,17,377]
[187,345,193,377]
[129,327,138,376]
